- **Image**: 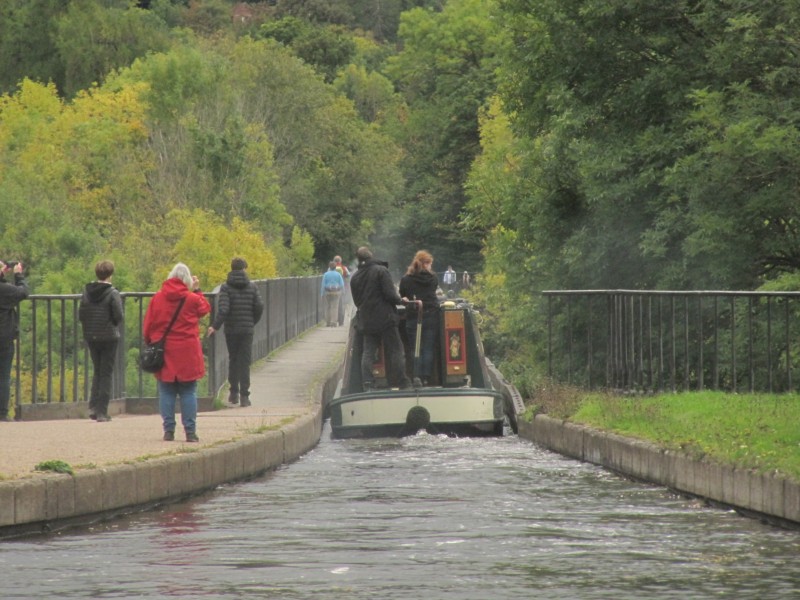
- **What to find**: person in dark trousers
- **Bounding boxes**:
[349,246,412,391]
[0,260,28,422]
[79,259,124,422]
[207,257,264,407]
[399,250,440,387]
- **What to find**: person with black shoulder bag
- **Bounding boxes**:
[143,262,210,442]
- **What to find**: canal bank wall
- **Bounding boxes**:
[518,414,800,528]
[0,352,343,539]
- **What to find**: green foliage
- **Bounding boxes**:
[170,208,278,285]
[0,0,67,96]
[34,459,74,475]
[379,0,501,272]
[333,64,402,124]
[259,17,356,82]
[54,0,173,98]
[465,0,800,378]
[491,0,800,290]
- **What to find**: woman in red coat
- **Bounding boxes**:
[143,263,211,442]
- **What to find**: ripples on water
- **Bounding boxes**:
[2,426,799,599]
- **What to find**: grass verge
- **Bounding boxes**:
[527,385,800,481]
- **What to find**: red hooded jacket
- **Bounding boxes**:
[143,277,211,382]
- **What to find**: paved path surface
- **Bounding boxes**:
[0,325,348,480]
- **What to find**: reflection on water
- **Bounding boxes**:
[2,425,799,599]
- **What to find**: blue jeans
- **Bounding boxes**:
[0,340,14,418]
[405,311,439,379]
[158,380,198,434]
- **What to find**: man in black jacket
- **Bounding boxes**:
[207,257,264,407]
[79,260,124,422]
[0,260,29,422]
[350,246,412,391]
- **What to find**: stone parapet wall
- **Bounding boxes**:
[518,414,800,527]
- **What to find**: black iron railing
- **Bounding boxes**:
[543,290,800,394]
[13,276,323,416]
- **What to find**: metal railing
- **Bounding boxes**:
[13,276,323,417]
[543,290,800,394]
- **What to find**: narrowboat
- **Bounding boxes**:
[327,300,524,439]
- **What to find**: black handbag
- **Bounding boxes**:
[139,297,186,373]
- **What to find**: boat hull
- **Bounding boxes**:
[328,387,505,439]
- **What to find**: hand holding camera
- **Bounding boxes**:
[0,260,22,275]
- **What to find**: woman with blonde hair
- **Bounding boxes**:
[143,263,211,442]
[399,250,440,386]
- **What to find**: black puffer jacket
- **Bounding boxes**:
[399,270,439,316]
[211,270,264,335]
[350,258,402,334]
[0,274,29,344]
[79,282,123,342]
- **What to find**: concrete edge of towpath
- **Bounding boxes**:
[0,352,343,539]
[518,414,800,528]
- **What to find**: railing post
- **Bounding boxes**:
[731,296,737,393]
[698,296,704,391]
[767,296,772,393]
[547,295,553,379]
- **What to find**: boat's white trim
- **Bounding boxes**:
[335,392,500,427]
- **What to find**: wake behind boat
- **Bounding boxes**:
[327,300,523,439]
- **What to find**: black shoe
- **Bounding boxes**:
[96,414,111,422]
[240,396,251,407]
[89,413,97,420]
[228,391,239,404]
[163,431,175,441]
[185,432,199,443]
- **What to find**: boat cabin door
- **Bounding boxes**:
[442,307,469,386]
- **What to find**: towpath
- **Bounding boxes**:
[0,324,348,481]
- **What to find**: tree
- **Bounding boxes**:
[493,0,800,290]
[381,0,501,272]
[54,0,172,98]
[0,0,67,96]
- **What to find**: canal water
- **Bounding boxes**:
[2,425,799,599]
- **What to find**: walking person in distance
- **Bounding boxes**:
[79,259,123,422]
[144,263,210,442]
[207,257,264,407]
[321,261,345,327]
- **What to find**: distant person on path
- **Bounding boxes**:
[321,261,345,327]
[79,260,123,422]
[442,265,457,292]
[399,250,440,387]
[0,260,28,422]
[334,255,351,326]
[144,263,210,442]
[207,257,263,407]
[461,271,471,290]
[350,246,412,390]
